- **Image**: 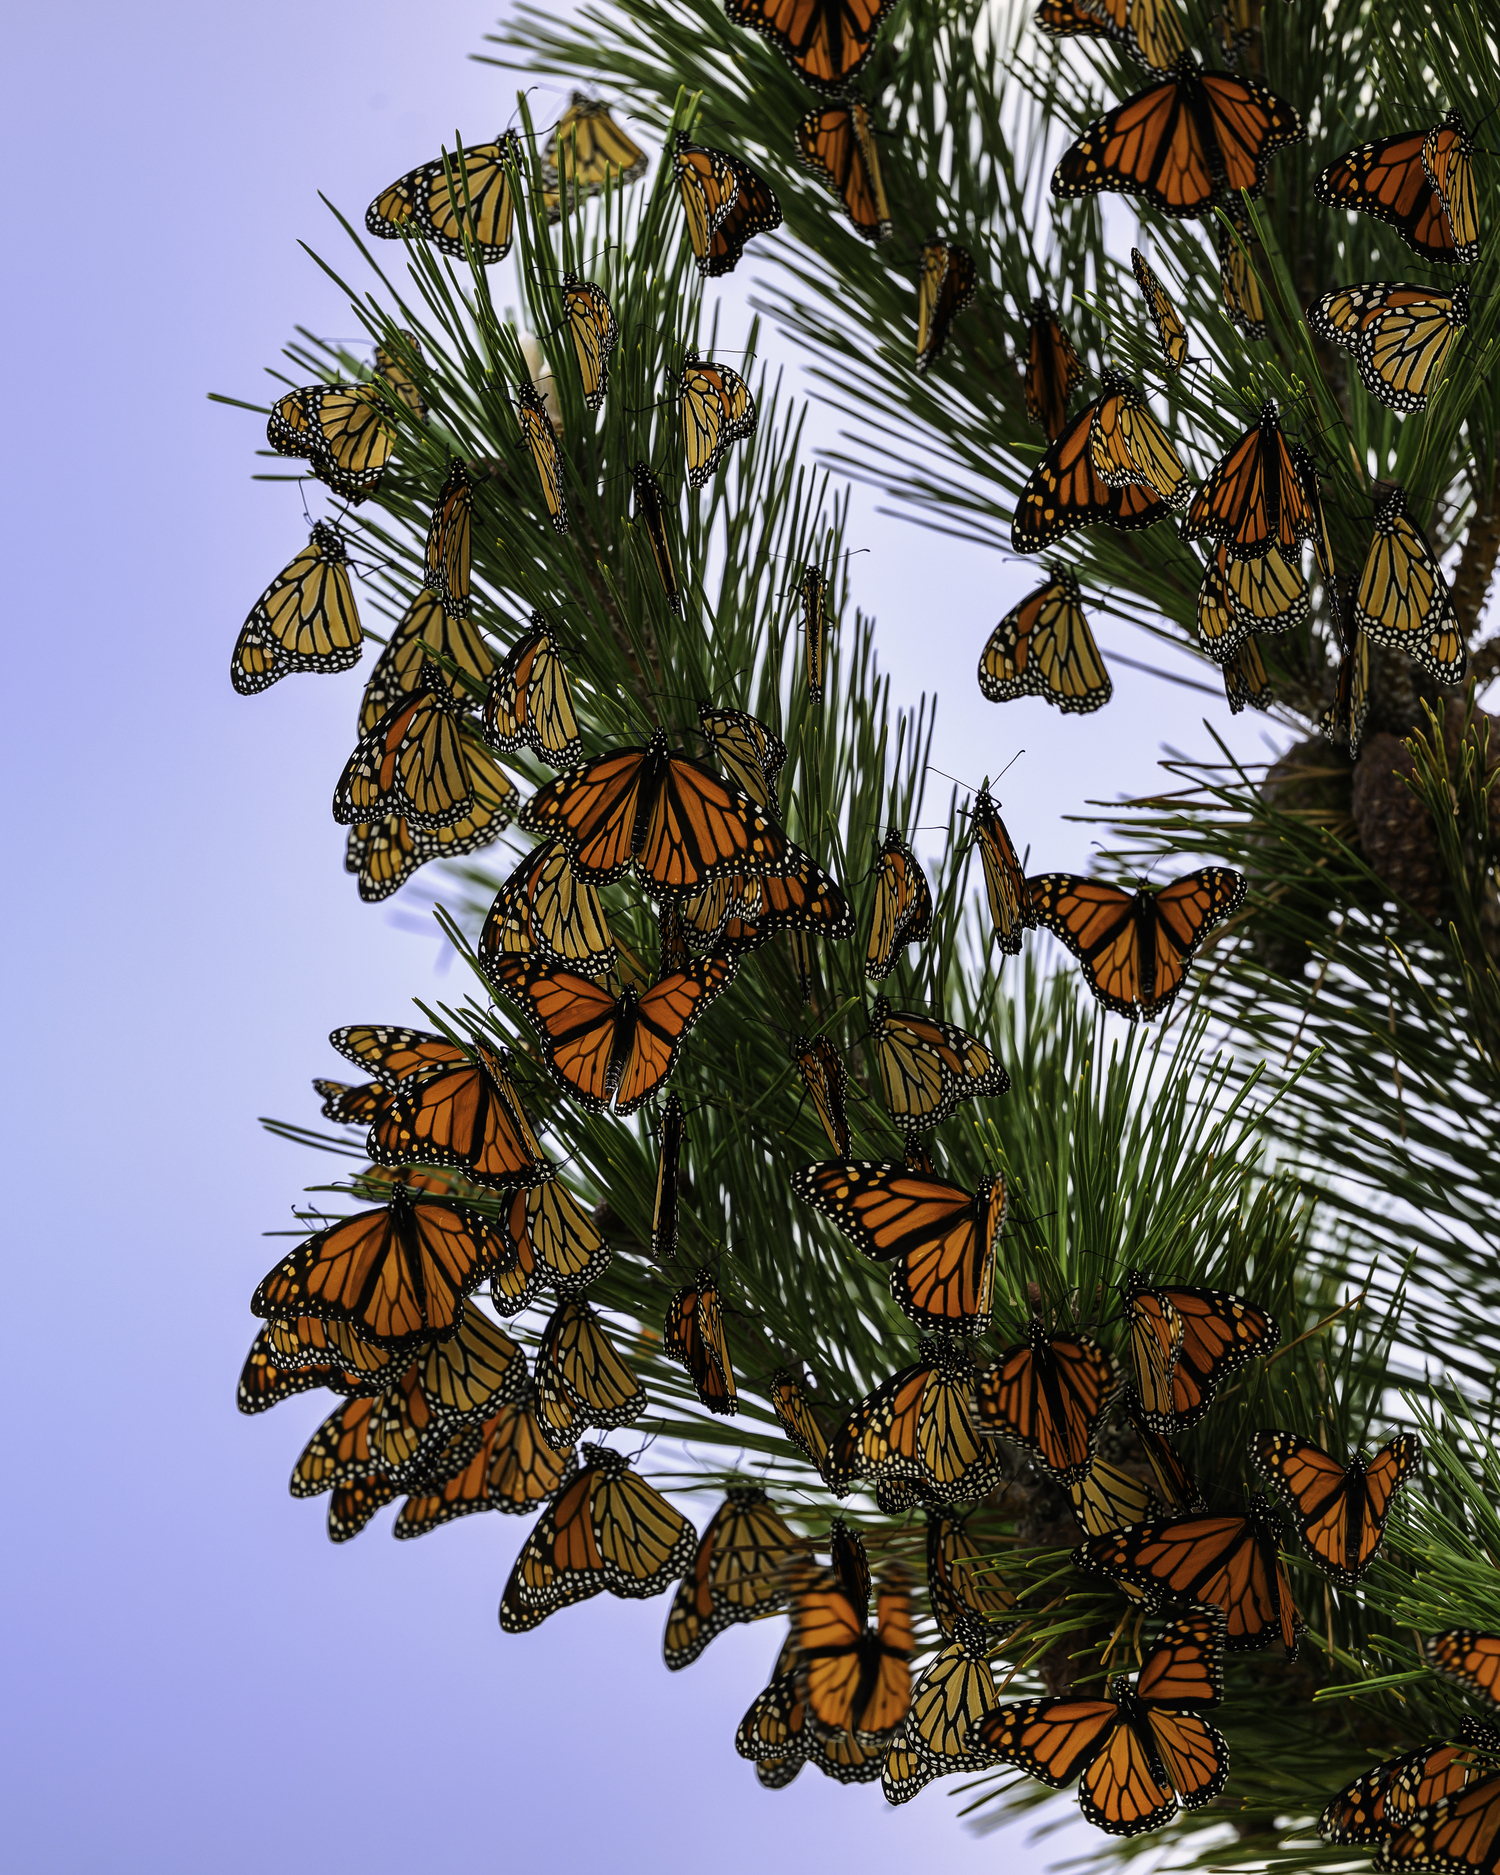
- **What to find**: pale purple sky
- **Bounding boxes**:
[1,4,1286,1869]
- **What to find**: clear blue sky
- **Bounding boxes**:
[1,5,1291,1870]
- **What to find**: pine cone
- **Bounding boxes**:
[1351,733,1444,920]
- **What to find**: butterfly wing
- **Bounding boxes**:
[771,1369,831,1471]
[927,1509,1018,1636]
[979,569,1113,713]
[1355,484,1467,683]
[797,98,891,242]
[1130,247,1188,369]
[1025,297,1084,439]
[1425,1633,1500,1707]
[1423,111,1480,263]
[1143,868,1247,1017]
[865,834,933,976]
[1052,68,1219,217]
[1027,874,1147,1016]
[613,959,737,1114]
[515,381,568,532]
[412,136,517,261]
[535,1301,647,1445]
[972,1696,1124,1788]
[725,0,896,91]
[681,355,758,487]
[232,524,362,694]
[975,1327,1118,1483]
[1069,1457,1162,1537]
[631,462,683,617]
[1315,126,1464,264]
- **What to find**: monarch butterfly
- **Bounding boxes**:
[252,1186,508,1349]
[698,705,787,813]
[499,1444,697,1629]
[1424,1633,1500,1708]
[1125,1403,1205,1514]
[664,1488,800,1669]
[631,462,683,617]
[533,1300,647,1449]
[1069,1455,1164,1538]
[1183,401,1315,561]
[396,1386,578,1536]
[927,1509,1019,1637]
[1196,543,1309,662]
[489,1175,612,1315]
[231,523,363,695]
[422,460,472,618]
[980,567,1113,714]
[464,828,596,980]
[825,1340,997,1507]
[792,1161,1005,1335]
[1051,54,1303,218]
[1035,0,1188,76]
[968,786,1032,955]
[266,383,396,503]
[672,132,783,278]
[513,379,568,531]
[1027,868,1247,1022]
[359,589,494,731]
[1013,403,1170,550]
[1309,282,1469,415]
[916,240,978,371]
[685,857,853,954]
[405,1300,528,1426]
[1121,1268,1278,1429]
[1089,367,1189,505]
[864,833,932,978]
[726,0,896,89]
[334,672,489,832]
[972,1610,1229,1836]
[1322,629,1371,758]
[491,953,735,1115]
[330,1023,468,1083]
[771,1367,832,1471]
[292,1388,470,1497]
[1253,1428,1421,1587]
[362,1364,463,1484]
[541,95,648,218]
[1314,110,1478,267]
[883,1613,1000,1802]
[553,271,619,410]
[260,1301,398,1383]
[366,133,519,261]
[1130,248,1188,369]
[374,330,427,419]
[343,776,514,902]
[1025,294,1084,440]
[974,1323,1120,1485]
[736,1634,814,1779]
[1218,637,1275,717]
[1354,483,1467,683]
[1319,1719,1500,1845]
[665,1269,737,1416]
[519,731,797,889]
[484,617,583,768]
[651,1094,686,1262]
[869,998,1010,1138]
[1216,202,1267,339]
[802,563,829,702]
[364,1041,549,1191]
[797,97,891,243]
[790,1558,916,1739]
[237,1329,354,1415]
[1370,1765,1500,1871]
[791,1034,852,1155]
[680,350,758,489]
[1076,1496,1303,1654]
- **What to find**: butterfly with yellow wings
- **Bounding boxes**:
[1052,53,1303,218]
[554,271,619,409]
[797,96,891,243]
[374,330,427,419]
[252,1185,510,1349]
[664,1488,800,1669]
[363,1039,549,1192]
[864,833,932,977]
[1217,201,1267,339]
[1253,1428,1421,1587]
[789,1551,915,1740]
[541,95,648,220]
[916,240,977,371]
[973,1610,1229,1836]
[1025,294,1084,440]
[974,1323,1120,1485]
[665,1269,737,1416]
[422,459,471,617]
[357,1320,523,1481]
[334,670,498,832]
[680,350,758,489]
[927,1509,1019,1637]
[868,999,1010,1138]
[1121,1267,1278,1430]
[1035,0,1188,76]
[1068,1455,1165,1538]
[1424,1632,1500,1709]
[513,379,568,531]
[1089,367,1189,505]
[1309,282,1469,415]
[343,773,514,901]
[726,0,895,90]
[1184,400,1316,561]
[802,562,829,702]
[882,1613,1001,1803]
[980,566,1113,713]
[1319,1718,1500,1846]
[1354,482,1467,684]
[267,383,396,504]
[488,1175,613,1315]
[1222,638,1273,715]
[791,1034,852,1155]
[532,1299,647,1449]
[396,1385,578,1536]
[500,1444,697,1631]
[1126,1403,1204,1515]
[825,1341,999,1509]
[1315,110,1479,267]
[258,1300,400,1386]
[770,1367,831,1471]
[1013,403,1170,550]
[698,704,786,814]
[231,523,363,695]
[792,1161,1006,1335]
[287,1395,412,1516]
[1026,869,1247,1022]
[631,462,683,617]
[359,589,494,731]
[1195,543,1309,663]
[1130,248,1188,369]
[366,132,520,262]
[484,617,583,768]
[672,132,784,278]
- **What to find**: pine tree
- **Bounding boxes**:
[221,1,1500,1865]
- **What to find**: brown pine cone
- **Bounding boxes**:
[1350,733,1443,920]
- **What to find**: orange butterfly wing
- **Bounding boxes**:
[974,1326,1118,1482]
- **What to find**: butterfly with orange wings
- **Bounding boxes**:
[1183,402,1318,561]
[916,240,977,371]
[1320,1718,1500,1846]
[1025,294,1084,440]
[1424,1633,1500,1709]
[1076,1495,1304,1655]
[726,0,896,91]
[971,785,1033,954]
[790,1034,852,1155]
[395,1385,578,1536]
[974,1323,1120,1485]
[487,1176,612,1315]
[792,1161,1006,1334]
[1121,1268,1278,1430]
[1027,870,1247,1022]
[1253,1429,1421,1587]
[980,566,1113,715]
[663,1487,799,1669]
[1314,109,1479,267]
[770,1368,832,1472]
[484,617,584,769]
[1012,402,1170,551]
[364,1040,551,1192]
[1035,0,1187,76]
[664,1268,737,1416]
[788,1548,915,1741]
[1051,53,1303,218]
[1374,1762,1500,1872]
[865,832,932,977]
[672,132,783,278]
[823,1339,999,1509]
[797,96,890,242]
